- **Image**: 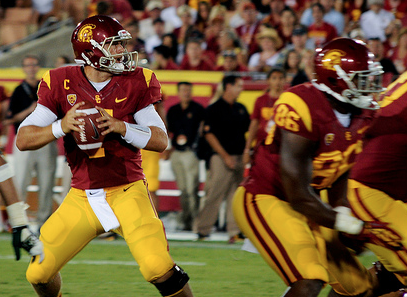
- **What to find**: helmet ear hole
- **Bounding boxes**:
[328,77,337,86]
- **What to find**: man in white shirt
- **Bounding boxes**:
[360,0,394,42]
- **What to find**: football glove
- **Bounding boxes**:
[12,225,44,262]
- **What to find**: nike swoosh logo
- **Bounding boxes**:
[115,97,127,103]
[89,119,100,140]
[89,192,97,195]
[123,184,134,192]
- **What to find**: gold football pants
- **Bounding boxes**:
[233,186,373,295]
[26,180,174,284]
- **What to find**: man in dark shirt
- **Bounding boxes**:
[194,75,250,243]
[6,55,57,233]
[167,82,204,231]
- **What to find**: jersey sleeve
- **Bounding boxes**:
[37,70,59,115]
[273,91,318,141]
[136,68,162,112]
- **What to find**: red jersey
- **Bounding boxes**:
[251,92,278,144]
[37,66,162,190]
[243,83,374,198]
[308,22,337,47]
[351,73,407,201]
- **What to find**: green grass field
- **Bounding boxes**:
[0,234,378,296]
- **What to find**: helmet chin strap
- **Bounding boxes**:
[311,81,379,110]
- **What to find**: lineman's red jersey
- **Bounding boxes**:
[350,74,407,201]
[37,65,162,189]
[243,83,374,198]
[251,92,278,144]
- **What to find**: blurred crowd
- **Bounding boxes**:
[0,0,406,86]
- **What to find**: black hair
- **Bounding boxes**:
[222,75,240,91]
[266,67,286,79]
[153,45,172,59]
[177,81,193,90]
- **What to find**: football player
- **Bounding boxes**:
[15,15,193,297]
[232,38,388,296]
[347,70,407,295]
[0,153,44,262]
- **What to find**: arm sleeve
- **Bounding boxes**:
[18,104,57,129]
[133,104,167,133]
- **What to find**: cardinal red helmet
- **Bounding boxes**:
[71,15,137,73]
[313,38,384,110]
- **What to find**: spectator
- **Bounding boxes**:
[384,19,402,55]
[216,50,249,72]
[162,33,180,63]
[276,24,315,67]
[145,17,167,61]
[235,2,262,57]
[5,55,57,234]
[161,0,197,30]
[152,45,180,70]
[139,0,172,41]
[389,28,407,75]
[360,0,394,42]
[32,0,62,27]
[180,38,215,71]
[276,7,298,48]
[124,21,147,61]
[307,3,337,47]
[173,5,195,49]
[292,48,314,85]
[283,49,303,86]
[194,75,250,243]
[300,0,345,35]
[262,0,287,28]
[195,1,211,33]
[216,28,248,67]
[248,28,282,72]
[88,0,134,26]
[243,68,285,167]
[205,14,227,61]
[167,82,205,231]
[367,37,399,86]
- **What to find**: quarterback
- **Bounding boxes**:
[233,38,388,296]
[348,70,407,295]
[16,15,193,297]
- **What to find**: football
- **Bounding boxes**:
[72,100,105,156]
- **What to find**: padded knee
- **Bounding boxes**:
[26,261,54,284]
[153,265,190,297]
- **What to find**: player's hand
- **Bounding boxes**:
[339,221,404,254]
[95,106,126,136]
[62,101,87,134]
[12,226,44,263]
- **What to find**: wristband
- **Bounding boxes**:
[52,119,66,139]
[333,206,364,235]
[121,122,152,149]
[6,201,29,227]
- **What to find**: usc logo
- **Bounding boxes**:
[78,24,96,42]
[322,49,345,71]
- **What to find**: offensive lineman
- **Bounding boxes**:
[15,15,193,297]
[233,38,389,296]
[347,71,407,295]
